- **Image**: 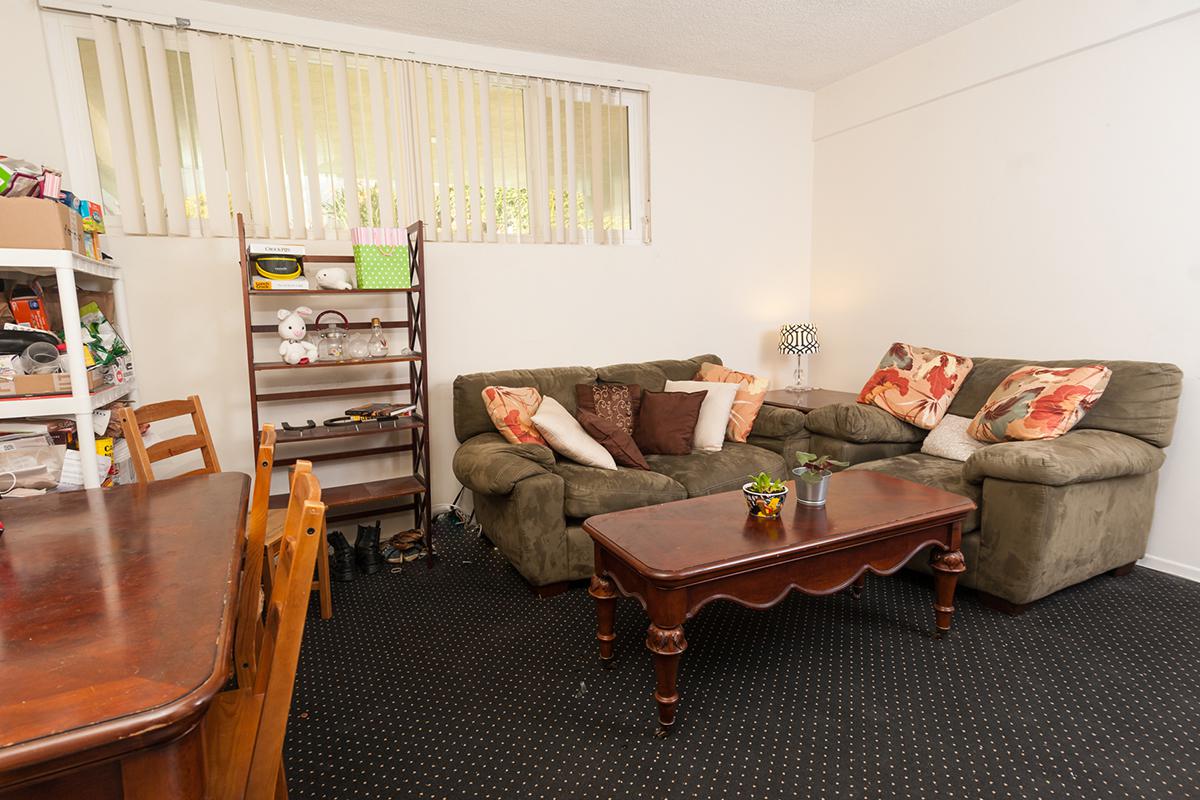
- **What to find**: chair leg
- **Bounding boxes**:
[316,524,333,620]
[1109,561,1136,577]
[274,762,288,800]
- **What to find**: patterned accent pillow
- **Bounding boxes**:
[695,362,768,442]
[481,386,545,445]
[857,343,974,430]
[967,365,1112,443]
[575,383,642,435]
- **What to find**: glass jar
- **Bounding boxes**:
[346,333,370,360]
[314,310,348,362]
[367,317,389,358]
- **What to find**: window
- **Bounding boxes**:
[53,13,650,244]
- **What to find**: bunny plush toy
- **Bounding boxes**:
[278,306,318,365]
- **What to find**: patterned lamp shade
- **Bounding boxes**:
[779,324,820,356]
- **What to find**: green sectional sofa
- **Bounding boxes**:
[806,357,1183,611]
[451,355,808,592]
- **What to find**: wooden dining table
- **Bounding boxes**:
[0,472,250,799]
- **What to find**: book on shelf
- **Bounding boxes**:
[247,242,306,256]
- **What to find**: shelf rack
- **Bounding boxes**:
[0,248,137,489]
[236,215,432,557]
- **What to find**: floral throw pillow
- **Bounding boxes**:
[482,386,545,445]
[695,362,768,442]
[857,343,974,430]
[967,365,1112,443]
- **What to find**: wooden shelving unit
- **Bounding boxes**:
[235,214,433,554]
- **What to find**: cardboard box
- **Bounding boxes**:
[0,197,85,253]
[0,368,105,397]
[8,283,52,331]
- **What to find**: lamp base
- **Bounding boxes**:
[786,383,820,393]
[788,358,818,393]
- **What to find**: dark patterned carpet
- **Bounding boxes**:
[284,521,1200,799]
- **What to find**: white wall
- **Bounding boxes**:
[811,0,1200,578]
[8,1,814,505]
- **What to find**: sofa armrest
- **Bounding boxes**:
[748,405,806,440]
[452,432,555,496]
[805,403,925,444]
[963,429,1165,487]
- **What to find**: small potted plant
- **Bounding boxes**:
[743,472,789,519]
[792,452,849,507]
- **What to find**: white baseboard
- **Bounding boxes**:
[1138,555,1200,582]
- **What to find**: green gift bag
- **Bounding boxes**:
[351,228,410,288]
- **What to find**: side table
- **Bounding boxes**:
[762,388,858,413]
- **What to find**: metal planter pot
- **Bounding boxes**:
[792,469,832,506]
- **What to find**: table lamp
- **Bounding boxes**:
[779,323,819,391]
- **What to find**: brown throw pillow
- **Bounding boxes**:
[633,390,706,455]
[578,410,650,470]
[575,383,642,435]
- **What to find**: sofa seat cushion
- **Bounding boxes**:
[551,462,686,518]
[646,442,787,498]
[848,453,981,532]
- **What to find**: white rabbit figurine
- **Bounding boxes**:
[277,306,318,365]
[315,267,353,290]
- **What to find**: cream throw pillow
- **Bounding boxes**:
[532,396,617,470]
[921,414,989,462]
[664,380,739,452]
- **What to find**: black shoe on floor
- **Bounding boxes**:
[355,521,384,576]
[328,530,356,582]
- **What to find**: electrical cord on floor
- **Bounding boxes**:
[434,487,482,537]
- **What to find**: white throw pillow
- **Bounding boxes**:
[531,396,617,470]
[664,380,739,453]
[921,414,989,462]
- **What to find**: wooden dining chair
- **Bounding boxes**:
[116,395,220,483]
[235,424,276,688]
[204,461,324,800]
[265,479,332,620]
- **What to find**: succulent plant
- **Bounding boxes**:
[793,451,849,484]
[745,471,787,494]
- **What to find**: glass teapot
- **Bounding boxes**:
[314,310,349,361]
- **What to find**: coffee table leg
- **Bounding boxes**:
[646,624,687,735]
[589,575,618,664]
[930,548,966,635]
[850,573,866,600]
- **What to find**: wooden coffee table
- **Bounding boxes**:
[585,470,975,735]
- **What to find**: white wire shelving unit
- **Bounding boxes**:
[0,248,136,489]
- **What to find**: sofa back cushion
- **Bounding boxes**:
[454,365,597,442]
[595,354,722,392]
[453,355,722,443]
[946,357,1182,447]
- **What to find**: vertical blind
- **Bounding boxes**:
[81,16,648,244]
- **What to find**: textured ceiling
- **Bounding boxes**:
[212,0,1020,89]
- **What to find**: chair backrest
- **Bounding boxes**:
[116,395,221,483]
[244,463,323,799]
[234,424,278,687]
